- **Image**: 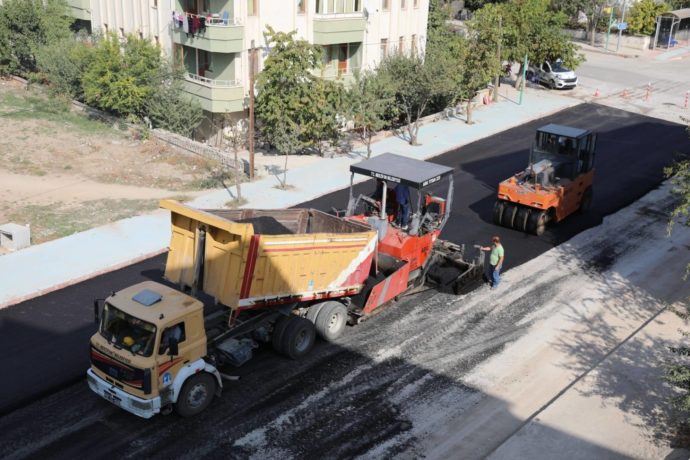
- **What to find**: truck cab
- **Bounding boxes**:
[88,281,220,418]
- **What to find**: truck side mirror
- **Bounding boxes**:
[167,337,179,357]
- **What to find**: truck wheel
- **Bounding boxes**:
[527,210,547,236]
[579,187,593,213]
[315,301,348,342]
[271,315,292,354]
[306,302,326,324]
[281,316,316,359]
[493,201,505,225]
[175,373,216,417]
[500,203,518,229]
[514,206,531,233]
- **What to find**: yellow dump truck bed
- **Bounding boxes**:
[160,200,378,311]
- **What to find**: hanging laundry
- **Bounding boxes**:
[199,16,206,33]
[183,15,190,35]
[192,16,200,36]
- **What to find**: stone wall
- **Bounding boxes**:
[565,28,651,51]
[151,129,242,171]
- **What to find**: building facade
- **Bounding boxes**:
[66,0,430,140]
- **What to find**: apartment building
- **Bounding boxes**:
[66,0,430,140]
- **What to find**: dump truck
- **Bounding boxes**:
[493,124,597,235]
[87,153,483,418]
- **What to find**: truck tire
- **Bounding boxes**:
[579,187,593,213]
[280,316,315,359]
[306,302,326,324]
[315,301,348,342]
[175,373,216,417]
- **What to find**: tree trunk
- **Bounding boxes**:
[514,62,525,89]
[366,130,373,159]
[466,99,473,125]
[283,152,288,188]
[409,121,420,146]
[589,19,596,46]
[234,150,242,200]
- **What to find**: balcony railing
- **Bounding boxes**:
[185,73,241,88]
[314,12,365,19]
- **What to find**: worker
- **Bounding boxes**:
[159,323,184,354]
[480,236,505,289]
[395,183,410,231]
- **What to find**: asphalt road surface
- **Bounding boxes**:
[1,104,688,459]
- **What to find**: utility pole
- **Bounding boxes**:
[248,40,256,181]
[493,15,502,103]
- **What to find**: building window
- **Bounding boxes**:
[153,0,158,7]
[382,0,389,11]
[380,38,388,60]
[413,0,418,7]
[411,34,417,56]
[155,35,160,45]
[401,0,406,9]
[298,0,306,14]
[399,36,405,52]
[103,23,108,33]
[248,0,258,16]
[119,27,125,38]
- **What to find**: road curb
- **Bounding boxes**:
[0,247,167,309]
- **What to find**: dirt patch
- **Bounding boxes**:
[0,79,234,245]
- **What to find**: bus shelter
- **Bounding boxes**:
[653,8,690,49]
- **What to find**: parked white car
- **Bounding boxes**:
[527,60,578,89]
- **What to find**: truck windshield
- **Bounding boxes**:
[99,303,157,357]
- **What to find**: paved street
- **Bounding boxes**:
[1,103,688,459]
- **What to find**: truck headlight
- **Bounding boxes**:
[132,399,153,411]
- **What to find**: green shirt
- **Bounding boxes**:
[490,244,504,266]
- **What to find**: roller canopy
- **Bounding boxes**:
[350,153,454,190]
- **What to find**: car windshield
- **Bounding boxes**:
[551,61,570,72]
[99,303,157,357]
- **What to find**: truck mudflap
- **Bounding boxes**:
[87,368,161,419]
[425,241,485,294]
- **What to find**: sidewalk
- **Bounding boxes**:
[0,88,579,308]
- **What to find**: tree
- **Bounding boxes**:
[345,70,396,158]
[145,75,203,137]
[222,120,248,204]
[256,26,342,155]
[460,4,502,124]
[465,0,509,11]
[377,53,444,145]
[551,0,609,46]
[425,0,467,112]
[499,0,584,88]
[35,32,95,99]
[627,0,670,36]
[272,121,302,189]
[0,0,73,77]
[82,33,163,118]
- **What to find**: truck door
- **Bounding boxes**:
[156,321,189,392]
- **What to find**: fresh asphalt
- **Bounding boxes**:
[1,103,688,418]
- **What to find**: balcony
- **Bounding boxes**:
[182,73,245,113]
[66,0,90,21]
[172,15,243,54]
[313,13,366,45]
